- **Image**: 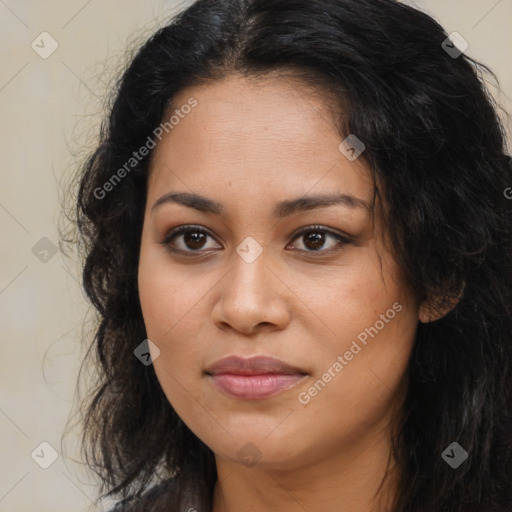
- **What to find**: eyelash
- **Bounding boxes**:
[160,224,352,257]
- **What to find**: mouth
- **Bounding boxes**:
[205,355,308,400]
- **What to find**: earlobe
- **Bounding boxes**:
[418,292,462,323]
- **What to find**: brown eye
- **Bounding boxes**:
[288,225,351,255]
[161,224,351,257]
[182,231,207,250]
[161,225,221,254]
[302,231,326,250]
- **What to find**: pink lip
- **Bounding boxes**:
[209,373,306,399]
[205,355,307,399]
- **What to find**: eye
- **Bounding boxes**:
[287,225,351,255]
[160,225,221,254]
[160,224,351,256]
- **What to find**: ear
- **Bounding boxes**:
[418,286,464,323]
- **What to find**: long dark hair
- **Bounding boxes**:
[62,0,512,510]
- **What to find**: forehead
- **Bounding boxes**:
[147,73,373,210]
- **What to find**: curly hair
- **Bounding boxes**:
[63,0,512,510]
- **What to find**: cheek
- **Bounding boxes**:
[137,246,211,381]
[138,264,176,338]
[300,257,417,394]
[295,306,415,455]
[138,245,203,338]
[305,262,399,338]
[138,256,206,416]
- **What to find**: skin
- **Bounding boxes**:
[137,73,440,512]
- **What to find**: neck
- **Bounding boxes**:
[211,425,400,512]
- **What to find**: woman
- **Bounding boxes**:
[67,0,512,510]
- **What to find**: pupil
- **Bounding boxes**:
[185,232,206,249]
[305,232,324,250]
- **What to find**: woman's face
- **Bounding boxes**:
[138,74,421,471]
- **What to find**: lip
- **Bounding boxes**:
[205,355,306,376]
[205,355,308,400]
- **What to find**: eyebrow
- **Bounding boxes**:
[151,191,370,218]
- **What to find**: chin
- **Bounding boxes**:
[206,429,307,470]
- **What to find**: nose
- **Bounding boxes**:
[211,248,291,336]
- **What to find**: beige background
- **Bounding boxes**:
[0,1,510,511]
